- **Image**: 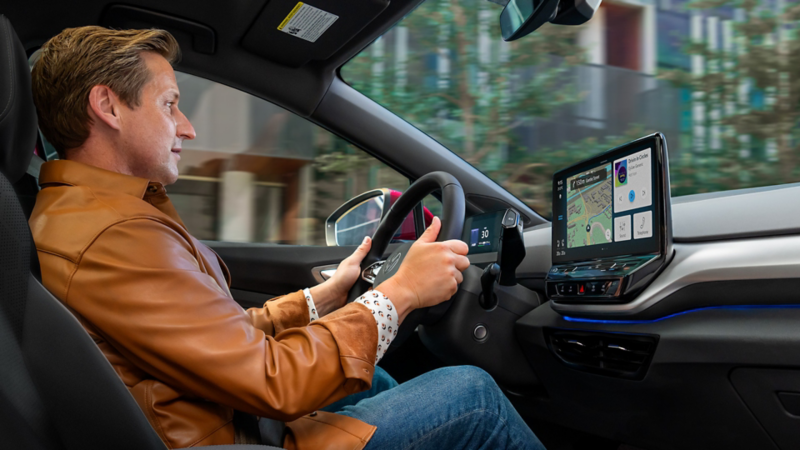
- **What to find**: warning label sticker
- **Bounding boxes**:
[278,3,339,43]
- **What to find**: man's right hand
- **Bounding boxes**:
[376,216,470,324]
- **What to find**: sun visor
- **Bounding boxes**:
[241,0,390,67]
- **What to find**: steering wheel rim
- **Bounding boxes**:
[346,172,466,334]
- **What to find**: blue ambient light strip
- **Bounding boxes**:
[562,304,800,325]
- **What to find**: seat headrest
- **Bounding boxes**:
[0,15,37,184]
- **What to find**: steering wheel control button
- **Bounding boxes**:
[473,324,488,341]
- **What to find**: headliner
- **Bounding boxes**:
[2,0,422,117]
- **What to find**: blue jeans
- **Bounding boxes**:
[322,365,545,450]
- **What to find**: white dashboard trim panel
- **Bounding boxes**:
[552,235,800,316]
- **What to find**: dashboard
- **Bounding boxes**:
[433,135,800,450]
[512,174,800,450]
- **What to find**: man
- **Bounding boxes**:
[29,26,544,450]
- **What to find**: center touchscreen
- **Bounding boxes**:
[551,135,664,264]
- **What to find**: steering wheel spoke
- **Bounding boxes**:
[361,260,385,284]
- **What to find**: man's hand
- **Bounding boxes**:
[309,236,372,316]
[377,217,470,323]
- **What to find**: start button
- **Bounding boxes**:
[473,324,488,341]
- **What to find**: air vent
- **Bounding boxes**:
[544,328,658,380]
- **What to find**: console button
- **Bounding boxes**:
[586,281,603,295]
[473,324,488,341]
[564,283,577,296]
[556,283,567,296]
[605,280,621,296]
[577,283,586,295]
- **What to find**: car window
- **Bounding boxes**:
[171,72,408,245]
[341,0,800,218]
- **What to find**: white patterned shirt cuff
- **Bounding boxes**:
[303,288,320,322]
[354,290,397,364]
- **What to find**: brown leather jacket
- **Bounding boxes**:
[29,160,379,449]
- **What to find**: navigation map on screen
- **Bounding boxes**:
[565,164,613,249]
[552,137,661,263]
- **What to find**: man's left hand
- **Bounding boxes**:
[309,236,372,316]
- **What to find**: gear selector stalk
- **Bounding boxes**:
[480,263,501,309]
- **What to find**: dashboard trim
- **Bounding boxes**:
[550,234,800,316]
[562,303,800,324]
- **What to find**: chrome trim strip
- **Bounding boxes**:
[311,264,339,284]
[320,269,337,280]
[361,260,385,284]
[551,235,800,316]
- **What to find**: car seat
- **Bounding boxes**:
[0,14,282,450]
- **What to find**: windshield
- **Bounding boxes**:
[342,0,800,218]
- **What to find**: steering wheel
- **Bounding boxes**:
[347,171,466,347]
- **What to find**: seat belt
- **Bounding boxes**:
[27,152,44,179]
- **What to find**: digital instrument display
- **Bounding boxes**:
[551,134,667,264]
[462,211,504,254]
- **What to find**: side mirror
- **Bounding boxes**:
[326,189,392,246]
[500,0,601,41]
[325,189,437,246]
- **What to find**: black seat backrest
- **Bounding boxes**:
[0,173,170,450]
[0,14,168,450]
[0,16,282,450]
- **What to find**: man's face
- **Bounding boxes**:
[117,52,195,185]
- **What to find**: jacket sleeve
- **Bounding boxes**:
[66,218,377,421]
[247,291,312,336]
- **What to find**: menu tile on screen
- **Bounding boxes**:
[633,210,653,239]
[614,215,631,241]
[614,148,652,213]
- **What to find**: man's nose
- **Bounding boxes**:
[176,108,197,141]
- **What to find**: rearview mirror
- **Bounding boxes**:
[500,0,601,41]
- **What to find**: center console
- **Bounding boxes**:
[546,133,673,304]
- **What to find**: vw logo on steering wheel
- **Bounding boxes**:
[385,252,403,273]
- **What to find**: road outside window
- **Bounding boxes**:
[170,72,408,244]
[342,0,800,218]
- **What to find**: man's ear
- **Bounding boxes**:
[87,85,122,131]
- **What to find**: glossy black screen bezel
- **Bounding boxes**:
[551,133,671,264]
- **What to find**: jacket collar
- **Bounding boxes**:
[38,159,159,199]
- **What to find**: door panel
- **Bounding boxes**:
[207,241,401,307]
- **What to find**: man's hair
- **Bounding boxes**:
[31,27,180,158]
